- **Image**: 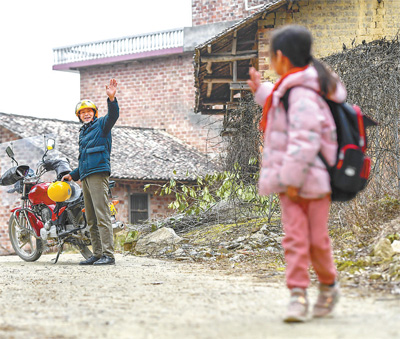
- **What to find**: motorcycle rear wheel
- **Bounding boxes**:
[8,214,43,262]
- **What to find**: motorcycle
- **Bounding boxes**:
[0,137,124,263]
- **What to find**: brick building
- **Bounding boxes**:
[52,0,271,154]
[194,0,400,115]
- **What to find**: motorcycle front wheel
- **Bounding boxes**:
[8,214,43,262]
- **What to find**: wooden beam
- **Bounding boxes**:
[204,50,256,57]
[203,77,248,83]
[200,109,226,115]
[206,44,212,74]
[201,53,257,63]
[232,31,237,83]
[230,82,251,90]
[206,62,212,74]
[232,31,237,55]
[202,101,229,106]
[206,83,213,98]
[233,62,237,82]
[201,101,240,107]
[237,40,256,45]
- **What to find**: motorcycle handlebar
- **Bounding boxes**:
[0,165,30,186]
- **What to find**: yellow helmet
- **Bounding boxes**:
[75,100,98,120]
[47,181,72,202]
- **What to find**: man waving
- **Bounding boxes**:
[63,79,119,265]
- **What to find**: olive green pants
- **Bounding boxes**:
[82,172,114,258]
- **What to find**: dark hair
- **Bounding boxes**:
[270,25,337,96]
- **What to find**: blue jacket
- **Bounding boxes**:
[70,98,119,181]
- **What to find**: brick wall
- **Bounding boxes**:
[79,54,223,154]
[0,127,21,254]
[111,180,176,224]
[258,0,400,80]
[192,0,266,26]
[0,132,54,255]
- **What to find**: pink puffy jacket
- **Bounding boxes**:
[255,66,347,199]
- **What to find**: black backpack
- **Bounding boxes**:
[281,87,378,202]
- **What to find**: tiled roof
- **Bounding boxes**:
[0,113,218,181]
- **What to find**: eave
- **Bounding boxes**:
[194,0,288,115]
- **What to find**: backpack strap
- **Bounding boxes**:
[280,86,332,170]
[353,105,366,152]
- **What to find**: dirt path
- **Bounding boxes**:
[0,254,399,339]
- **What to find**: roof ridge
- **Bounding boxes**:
[0,112,80,125]
[0,112,159,131]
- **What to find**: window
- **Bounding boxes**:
[130,194,149,224]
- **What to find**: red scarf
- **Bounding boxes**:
[259,66,308,132]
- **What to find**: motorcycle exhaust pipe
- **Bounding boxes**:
[112,221,124,234]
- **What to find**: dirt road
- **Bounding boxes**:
[0,254,399,339]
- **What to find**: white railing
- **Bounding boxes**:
[53,28,184,65]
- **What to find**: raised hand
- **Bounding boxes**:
[247,67,261,94]
[106,78,118,101]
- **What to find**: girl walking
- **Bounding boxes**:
[248,25,346,322]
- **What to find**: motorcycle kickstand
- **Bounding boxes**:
[52,241,64,264]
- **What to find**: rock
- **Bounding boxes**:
[173,248,185,257]
[218,248,229,254]
[371,256,383,264]
[265,246,279,253]
[229,254,245,262]
[369,273,382,280]
[363,256,373,266]
[260,225,269,234]
[392,286,400,295]
[236,236,247,243]
[123,243,133,251]
[392,240,400,254]
[135,227,182,255]
[226,242,241,250]
[250,232,267,243]
[389,261,400,273]
[374,238,394,260]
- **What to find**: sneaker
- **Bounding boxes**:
[283,288,308,323]
[312,283,340,318]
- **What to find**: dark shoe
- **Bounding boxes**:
[93,255,115,265]
[79,256,101,265]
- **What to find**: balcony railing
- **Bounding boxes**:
[53,28,184,65]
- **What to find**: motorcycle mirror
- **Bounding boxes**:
[46,138,55,151]
[6,146,14,158]
[5,146,18,165]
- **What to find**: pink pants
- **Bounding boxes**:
[279,194,337,289]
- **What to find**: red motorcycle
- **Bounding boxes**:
[0,137,123,263]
